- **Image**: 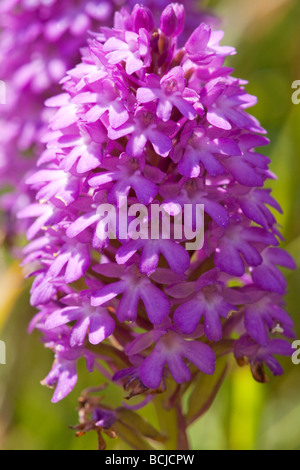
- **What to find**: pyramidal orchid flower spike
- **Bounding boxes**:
[20,3,296,450]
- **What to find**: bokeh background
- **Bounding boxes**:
[1,0,300,450]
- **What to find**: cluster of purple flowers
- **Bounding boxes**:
[20,2,296,413]
[0,0,117,243]
[0,0,210,247]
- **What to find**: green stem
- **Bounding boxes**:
[176,404,190,451]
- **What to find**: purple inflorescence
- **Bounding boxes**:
[20,3,295,408]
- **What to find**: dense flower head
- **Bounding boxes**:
[20,2,295,419]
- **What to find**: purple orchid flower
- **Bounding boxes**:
[126,327,216,389]
[137,67,199,121]
[45,292,115,346]
[175,121,241,178]
[91,264,170,324]
[17,3,295,424]
[108,105,178,158]
[234,335,293,381]
[42,327,94,403]
[172,269,237,341]
[103,28,151,75]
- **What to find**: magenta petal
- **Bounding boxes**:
[174,299,202,334]
[225,157,264,187]
[65,246,90,283]
[70,316,90,347]
[263,355,284,376]
[92,263,124,278]
[207,109,231,130]
[167,353,191,384]
[140,349,165,389]
[116,239,143,265]
[159,240,190,274]
[173,96,197,120]
[139,282,170,324]
[89,312,115,344]
[244,309,269,347]
[236,241,262,268]
[186,23,211,57]
[203,308,223,341]
[266,248,297,270]
[45,306,82,330]
[178,146,201,178]
[268,339,293,357]
[51,363,78,403]
[252,265,286,295]
[137,86,159,104]
[126,132,147,158]
[117,288,140,322]
[126,330,164,356]
[214,242,245,276]
[165,282,195,298]
[109,100,129,129]
[91,280,126,306]
[131,175,158,204]
[203,199,229,228]
[184,341,216,375]
[148,129,172,158]
[66,211,99,238]
[48,251,70,279]
[139,242,160,275]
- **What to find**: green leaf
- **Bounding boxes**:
[117,408,167,443]
[186,356,228,425]
[152,387,179,450]
[114,420,154,450]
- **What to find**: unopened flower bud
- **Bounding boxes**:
[132,4,155,33]
[160,3,185,37]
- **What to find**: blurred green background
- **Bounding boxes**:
[1,0,300,450]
